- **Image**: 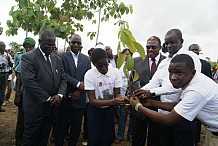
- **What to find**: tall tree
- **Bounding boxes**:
[6,0,133,41]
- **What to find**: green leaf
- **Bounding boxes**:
[126,57,134,71]
[59,25,67,32]
[123,64,129,79]
[116,53,125,69]
[9,6,15,16]
[133,71,139,82]
[34,3,40,12]
[132,41,146,60]
[123,28,135,41]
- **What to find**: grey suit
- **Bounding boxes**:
[55,51,91,146]
[20,48,67,146]
[132,54,166,146]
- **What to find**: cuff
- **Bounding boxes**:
[76,82,80,88]
[58,94,63,99]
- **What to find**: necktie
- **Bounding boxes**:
[150,58,157,78]
[45,55,52,73]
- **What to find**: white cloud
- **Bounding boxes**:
[1,0,218,61]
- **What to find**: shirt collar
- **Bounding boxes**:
[39,47,47,57]
[70,50,80,58]
[149,53,160,62]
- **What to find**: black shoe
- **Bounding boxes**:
[127,135,132,142]
[0,108,6,112]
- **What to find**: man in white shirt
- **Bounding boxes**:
[134,29,201,146]
[130,54,218,146]
[0,41,14,112]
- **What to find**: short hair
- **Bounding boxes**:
[40,29,55,40]
[147,36,161,46]
[189,44,200,50]
[88,48,95,56]
[121,48,133,56]
[166,29,183,41]
[91,48,108,63]
[170,54,195,70]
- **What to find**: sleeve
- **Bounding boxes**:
[84,71,95,90]
[150,78,182,95]
[141,65,162,90]
[57,59,67,95]
[174,91,207,121]
[20,54,50,105]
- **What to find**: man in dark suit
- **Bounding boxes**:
[55,34,91,146]
[189,44,212,78]
[189,44,212,144]
[20,29,67,146]
[132,36,166,146]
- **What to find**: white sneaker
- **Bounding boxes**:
[82,140,88,146]
[2,102,6,106]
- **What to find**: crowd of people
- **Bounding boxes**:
[0,28,218,146]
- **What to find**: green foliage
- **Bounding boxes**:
[0,22,3,35]
[7,0,132,41]
[116,20,146,81]
[9,41,23,53]
[209,61,217,68]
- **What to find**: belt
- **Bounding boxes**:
[212,132,218,136]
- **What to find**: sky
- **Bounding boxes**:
[1,0,218,61]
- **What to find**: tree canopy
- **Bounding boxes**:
[6,0,133,40]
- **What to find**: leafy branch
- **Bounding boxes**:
[116,20,146,81]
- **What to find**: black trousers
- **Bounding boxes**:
[15,97,24,146]
[55,106,84,146]
[21,112,54,146]
[158,118,196,146]
[132,115,159,146]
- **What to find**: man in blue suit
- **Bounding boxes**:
[55,34,91,146]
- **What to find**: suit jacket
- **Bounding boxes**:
[59,51,91,108]
[20,48,67,116]
[200,59,212,78]
[133,54,166,120]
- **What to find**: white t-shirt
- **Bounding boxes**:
[0,52,14,72]
[84,66,122,108]
[141,48,201,114]
[174,72,218,132]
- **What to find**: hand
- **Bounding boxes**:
[134,89,152,99]
[114,96,125,105]
[49,95,62,106]
[14,94,21,106]
[129,97,140,107]
[141,98,151,107]
[78,82,84,90]
[69,90,81,101]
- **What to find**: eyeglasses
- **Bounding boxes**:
[44,44,56,49]
[70,41,82,45]
[146,45,159,50]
